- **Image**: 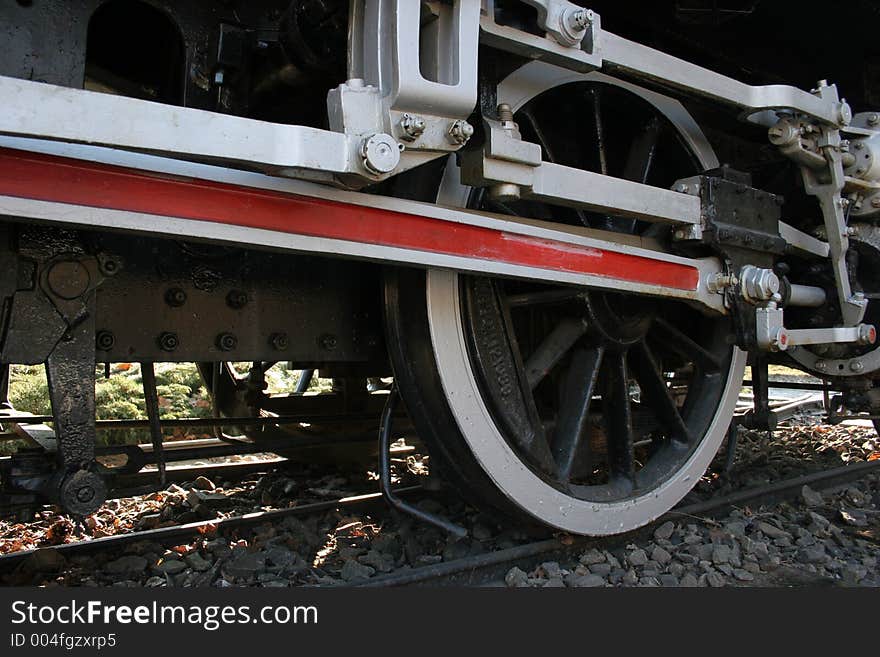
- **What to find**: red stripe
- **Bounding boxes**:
[0,148,698,290]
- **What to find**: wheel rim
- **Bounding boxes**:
[425,65,745,534]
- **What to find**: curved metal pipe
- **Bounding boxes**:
[379,388,467,539]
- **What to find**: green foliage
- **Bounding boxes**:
[7,365,52,417]
[4,362,329,451]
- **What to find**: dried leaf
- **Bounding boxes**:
[197,522,218,536]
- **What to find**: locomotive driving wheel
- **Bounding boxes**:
[385,65,746,534]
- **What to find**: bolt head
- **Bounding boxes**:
[95,330,115,351]
[76,486,95,503]
[361,133,401,174]
[447,120,474,146]
[269,332,289,351]
[226,289,248,309]
[320,334,338,351]
[165,288,187,307]
[158,332,179,352]
[850,360,864,372]
[772,328,789,351]
[839,101,853,126]
[216,333,238,352]
[567,8,592,31]
[399,113,426,140]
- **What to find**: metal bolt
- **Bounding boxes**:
[320,334,338,351]
[850,360,864,372]
[76,486,95,503]
[566,8,593,31]
[771,328,789,352]
[872,197,880,209]
[869,113,880,127]
[97,254,122,276]
[361,133,401,175]
[489,183,520,201]
[95,330,115,351]
[815,360,827,371]
[447,120,474,145]
[399,113,426,141]
[269,332,289,351]
[226,289,248,309]
[165,288,187,307]
[216,332,238,352]
[839,100,852,126]
[158,332,179,352]
[497,103,515,124]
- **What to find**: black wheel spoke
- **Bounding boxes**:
[521,107,558,163]
[602,351,636,485]
[631,342,692,445]
[507,288,583,308]
[486,198,525,217]
[614,117,663,234]
[524,317,589,389]
[622,117,662,184]
[590,87,609,176]
[653,317,723,372]
[553,345,604,482]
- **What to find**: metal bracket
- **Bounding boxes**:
[754,303,876,352]
[480,0,603,73]
[333,0,481,172]
[44,295,107,516]
[517,0,598,48]
[461,116,702,224]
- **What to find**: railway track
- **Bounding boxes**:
[353,459,880,587]
[2,450,877,587]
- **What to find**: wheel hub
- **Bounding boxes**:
[583,291,656,347]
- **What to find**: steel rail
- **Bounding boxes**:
[1,460,876,583]
[0,486,423,570]
[352,460,880,587]
[0,413,385,428]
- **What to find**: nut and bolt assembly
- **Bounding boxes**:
[399,113,426,141]
[157,332,179,352]
[226,289,248,309]
[320,333,338,351]
[269,332,289,351]
[95,330,115,351]
[164,287,187,307]
[447,120,474,145]
[566,7,593,31]
[216,332,238,352]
